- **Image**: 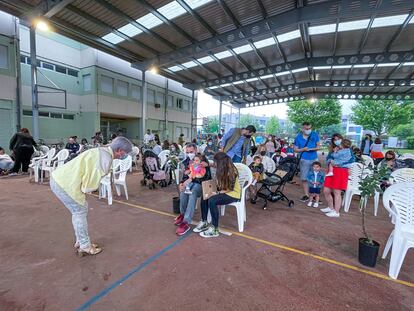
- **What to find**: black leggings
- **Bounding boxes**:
[12,146,34,173]
[201,193,239,228]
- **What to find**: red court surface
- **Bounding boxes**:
[0,172,413,311]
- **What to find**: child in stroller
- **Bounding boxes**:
[141,150,167,189]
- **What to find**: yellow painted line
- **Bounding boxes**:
[90,195,414,288]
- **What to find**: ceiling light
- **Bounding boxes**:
[254,37,276,49]
[277,30,301,43]
[313,66,331,70]
[353,64,375,68]
[233,44,253,54]
[309,23,336,35]
[214,50,232,60]
[377,63,400,67]
[197,55,214,64]
[291,67,308,73]
[35,20,49,31]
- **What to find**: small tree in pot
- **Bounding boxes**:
[358,164,388,267]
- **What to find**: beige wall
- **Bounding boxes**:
[0,75,16,101]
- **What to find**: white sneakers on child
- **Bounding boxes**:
[325,210,340,217]
[307,201,319,208]
[313,202,319,208]
[307,201,313,207]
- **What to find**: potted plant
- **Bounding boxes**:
[357,164,388,267]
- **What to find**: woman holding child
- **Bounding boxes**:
[322,134,355,218]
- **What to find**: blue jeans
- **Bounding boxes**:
[50,178,91,249]
[0,160,14,171]
[201,193,239,228]
[179,182,202,224]
[232,155,242,163]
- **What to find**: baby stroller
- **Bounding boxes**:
[141,150,167,189]
[255,157,298,210]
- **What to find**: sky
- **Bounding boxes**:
[197,90,355,120]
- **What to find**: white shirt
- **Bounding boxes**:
[370,143,383,152]
[144,133,154,144]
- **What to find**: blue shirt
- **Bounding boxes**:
[294,132,320,161]
[220,128,250,159]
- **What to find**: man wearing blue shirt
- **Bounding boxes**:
[294,122,320,202]
[220,125,256,163]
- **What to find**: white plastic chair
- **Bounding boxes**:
[114,155,132,200]
[389,168,414,184]
[219,163,253,232]
[262,156,276,175]
[343,162,380,216]
[361,155,374,167]
[399,153,414,160]
[41,149,69,183]
[99,160,121,206]
[382,182,414,279]
[29,148,56,182]
[130,146,140,172]
[158,150,170,169]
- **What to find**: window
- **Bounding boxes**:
[176,126,182,136]
[67,69,78,77]
[147,89,155,103]
[183,127,189,138]
[20,55,26,64]
[131,84,141,99]
[83,74,92,92]
[100,75,113,94]
[23,110,33,116]
[167,95,173,107]
[41,62,54,70]
[183,100,190,111]
[63,114,74,120]
[0,45,8,69]
[50,113,62,119]
[176,98,183,109]
[55,65,66,74]
[39,111,49,117]
[156,92,165,106]
[117,80,128,97]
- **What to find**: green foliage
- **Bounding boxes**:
[407,136,414,149]
[265,116,281,135]
[318,123,344,137]
[390,122,414,139]
[202,116,219,133]
[358,165,389,244]
[351,100,414,136]
[282,120,298,140]
[287,99,341,130]
[239,114,262,131]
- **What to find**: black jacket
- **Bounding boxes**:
[9,133,37,151]
[360,139,373,155]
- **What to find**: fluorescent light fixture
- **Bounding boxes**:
[353,64,375,68]
[182,61,198,68]
[338,19,370,32]
[291,67,308,73]
[233,80,244,85]
[197,55,214,64]
[167,66,182,72]
[372,14,408,28]
[233,44,253,54]
[313,66,331,70]
[275,70,290,77]
[277,30,301,43]
[221,83,231,87]
[214,50,232,59]
[403,62,414,66]
[332,65,353,69]
[261,74,274,80]
[136,13,163,29]
[209,85,219,89]
[186,0,214,10]
[245,77,258,82]
[309,23,336,35]
[377,63,399,67]
[118,23,142,37]
[254,37,275,49]
[157,1,186,20]
[102,32,124,44]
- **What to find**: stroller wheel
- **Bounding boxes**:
[288,200,294,208]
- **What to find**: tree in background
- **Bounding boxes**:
[351,100,414,137]
[202,116,219,133]
[389,122,414,139]
[282,120,298,141]
[265,116,281,135]
[239,113,262,131]
[287,99,341,130]
[318,123,344,138]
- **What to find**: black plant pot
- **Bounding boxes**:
[358,238,380,267]
[172,196,180,214]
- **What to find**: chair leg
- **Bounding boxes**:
[382,230,394,259]
[389,238,408,279]
[344,191,353,212]
[123,184,128,200]
[115,184,121,196]
[107,185,113,205]
[236,204,244,232]
[374,192,379,216]
[220,205,225,216]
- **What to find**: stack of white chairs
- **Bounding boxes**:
[343,162,380,216]
[361,155,374,167]
[219,163,253,232]
[158,150,170,169]
[130,146,140,172]
[389,168,414,185]
[382,182,414,279]
[29,148,56,183]
[41,149,69,183]
[399,153,414,160]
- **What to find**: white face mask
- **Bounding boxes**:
[303,129,311,135]
[187,153,196,160]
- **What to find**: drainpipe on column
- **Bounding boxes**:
[13,17,21,131]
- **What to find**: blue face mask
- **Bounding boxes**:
[334,139,342,146]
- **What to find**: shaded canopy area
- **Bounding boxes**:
[1,0,413,107]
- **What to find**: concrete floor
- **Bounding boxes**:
[0,171,413,311]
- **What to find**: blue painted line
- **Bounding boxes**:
[76,233,191,311]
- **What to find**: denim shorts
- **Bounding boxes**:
[299,159,314,181]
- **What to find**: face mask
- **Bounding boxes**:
[187,153,195,160]
[334,139,342,146]
[119,153,128,160]
[260,151,266,156]
[303,129,311,135]
[208,142,212,146]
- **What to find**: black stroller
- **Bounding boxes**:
[255,157,298,210]
[141,150,168,189]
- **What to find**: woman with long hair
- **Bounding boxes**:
[194,152,241,238]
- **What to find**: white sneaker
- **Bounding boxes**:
[320,207,333,213]
[325,172,334,177]
[193,221,209,233]
[307,201,313,207]
[313,202,319,208]
[199,226,219,238]
[325,210,340,217]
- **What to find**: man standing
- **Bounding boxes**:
[360,133,373,156]
[220,125,256,163]
[50,137,133,256]
[294,122,320,202]
[143,129,154,144]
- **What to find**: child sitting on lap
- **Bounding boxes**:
[306,161,325,208]
[184,154,207,194]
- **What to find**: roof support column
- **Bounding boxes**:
[164,78,169,140]
[190,89,196,140]
[218,99,223,133]
[29,25,39,140]
[140,70,147,142]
